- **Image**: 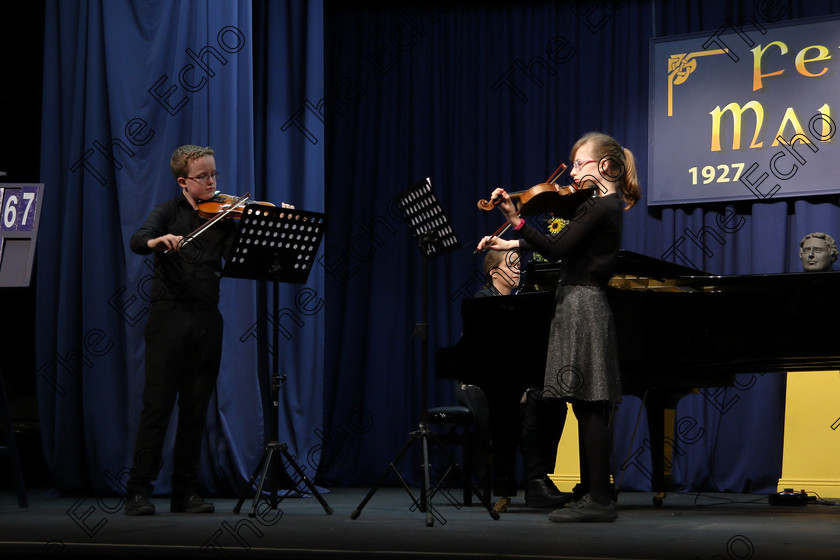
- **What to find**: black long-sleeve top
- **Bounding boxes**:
[517,193,623,288]
[130,194,236,303]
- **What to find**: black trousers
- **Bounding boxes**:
[456,383,518,496]
[457,384,567,496]
[520,391,567,481]
[127,301,223,497]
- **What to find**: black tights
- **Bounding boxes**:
[572,400,612,506]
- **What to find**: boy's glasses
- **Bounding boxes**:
[184,172,219,183]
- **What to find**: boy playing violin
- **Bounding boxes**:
[124,145,285,515]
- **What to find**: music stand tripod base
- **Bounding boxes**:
[350,179,497,525]
[233,441,333,517]
[350,423,499,525]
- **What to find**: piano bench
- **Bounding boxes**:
[426,405,482,506]
[427,405,474,425]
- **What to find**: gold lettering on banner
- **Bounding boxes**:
[667,49,729,116]
[709,102,832,151]
[710,101,765,151]
[751,41,833,91]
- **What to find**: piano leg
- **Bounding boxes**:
[644,390,681,506]
[645,394,665,505]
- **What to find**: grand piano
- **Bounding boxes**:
[436,250,840,499]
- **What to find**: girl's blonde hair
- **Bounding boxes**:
[570,132,641,209]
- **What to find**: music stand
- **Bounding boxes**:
[350,178,499,526]
[229,203,333,517]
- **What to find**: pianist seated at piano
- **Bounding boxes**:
[476,248,521,296]
[456,248,571,511]
[454,249,519,503]
[799,232,837,272]
[476,131,641,523]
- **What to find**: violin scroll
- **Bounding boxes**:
[476,163,569,214]
[477,194,501,212]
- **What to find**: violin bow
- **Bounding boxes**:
[546,163,567,185]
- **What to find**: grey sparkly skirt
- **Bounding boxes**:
[542,284,622,403]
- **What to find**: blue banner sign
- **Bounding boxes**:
[648,16,839,205]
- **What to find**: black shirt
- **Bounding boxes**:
[474,286,502,297]
[130,194,236,303]
[517,193,623,287]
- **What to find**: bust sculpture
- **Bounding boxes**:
[799,232,838,272]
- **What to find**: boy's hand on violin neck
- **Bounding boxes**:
[148,234,184,252]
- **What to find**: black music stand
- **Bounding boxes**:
[350,179,498,526]
[228,203,333,517]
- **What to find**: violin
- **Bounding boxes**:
[477,182,590,216]
[164,192,259,255]
[196,192,275,219]
[477,164,595,217]
[474,164,596,253]
[477,164,565,213]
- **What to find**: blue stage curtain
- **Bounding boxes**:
[252,0,327,484]
[36,0,325,496]
[321,0,840,493]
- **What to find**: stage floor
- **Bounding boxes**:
[1,487,838,559]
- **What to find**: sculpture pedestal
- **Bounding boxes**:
[548,403,578,492]
[777,370,840,498]
[549,372,840,499]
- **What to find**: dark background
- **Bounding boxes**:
[0,1,45,486]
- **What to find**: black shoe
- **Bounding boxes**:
[524,478,574,508]
[571,483,588,502]
[548,494,617,522]
[125,494,155,516]
[571,482,616,503]
[170,492,215,513]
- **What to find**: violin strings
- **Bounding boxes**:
[183,193,251,247]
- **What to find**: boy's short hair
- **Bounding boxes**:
[170,145,214,178]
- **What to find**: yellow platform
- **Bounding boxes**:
[546,403,626,492]
[548,373,840,498]
[547,403,578,491]
[777,370,840,498]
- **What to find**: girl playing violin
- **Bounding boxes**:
[476,131,641,522]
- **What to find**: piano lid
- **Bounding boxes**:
[525,250,714,293]
[608,250,840,375]
[614,250,711,277]
[608,250,712,293]
[610,249,840,293]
